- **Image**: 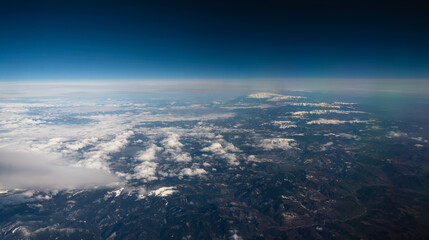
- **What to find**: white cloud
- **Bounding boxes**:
[307,119,368,124]
[173,153,192,162]
[323,133,358,139]
[135,112,235,122]
[410,137,424,142]
[230,230,243,240]
[133,186,179,199]
[201,142,240,153]
[387,131,408,138]
[272,121,297,129]
[66,137,99,151]
[247,92,283,99]
[133,161,159,182]
[0,104,138,176]
[104,187,124,199]
[247,92,304,101]
[320,142,334,151]
[333,102,357,105]
[338,133,358,139]
[247,155,264,162]
[0,95,239,189]
[168,104,207,110]
[77,130,134,171]
[179,168,207,178]
[0,151,119,191]
[126,127,225,182]
[130,144,163,181]
[268,95,305,101]
[259,138,296,150]
[136,144,162,162]
[288,103,341,108]
[291,110,364,115]
[221,104,273,110]
[161,133,183,148]
[148,186,178,197]
[161,133,192,162]
[201,142,223,152]
[201,140,241,165]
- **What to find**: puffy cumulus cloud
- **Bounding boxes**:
[202,141,240,153]
[66,137,99,151]
[161,133,183,149]
[0,151,119,191]
[387,131,408,138]
[161,133,192,162]
[259,138,296,150]
[201,142,222,152]
[307,119,368,124]
[136,143,163,162]
[95,131,133,153]
[128,130,207,182]
[179,168,207,178]
[77,131,134,171]
[201,140,241,165]
[133,161,158,182]
[127,128,219,182]
[30,137,65,153]
[173,153,192,162]
[131,144,163,182]
[247,155,264,163]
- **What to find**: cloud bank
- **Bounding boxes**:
[0,151,119,191]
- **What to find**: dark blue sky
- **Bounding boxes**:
[1,0,429,81]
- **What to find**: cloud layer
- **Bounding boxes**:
[0,151,119,191]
